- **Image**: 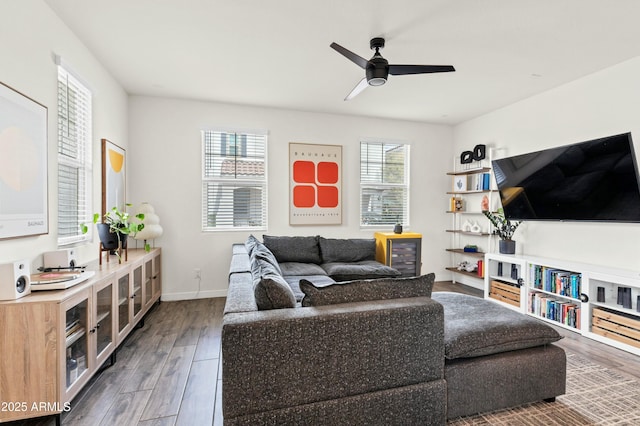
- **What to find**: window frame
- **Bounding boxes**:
[56,65,92,246]
[359,139,410,229]
[201,128,268,232]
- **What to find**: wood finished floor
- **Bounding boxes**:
[13,281,640,425]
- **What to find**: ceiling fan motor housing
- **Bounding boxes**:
[366,56,389,86]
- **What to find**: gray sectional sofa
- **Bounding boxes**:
[222,236,566,425]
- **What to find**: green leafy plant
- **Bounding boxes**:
[482,208,521,241]
[81,204,145,261]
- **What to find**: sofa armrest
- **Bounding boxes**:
[222,297,444,419]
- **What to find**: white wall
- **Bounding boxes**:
[128,96,453,300]
[0,1,128,270]
[454,56,640,276]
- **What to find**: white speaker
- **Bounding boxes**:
[44,248,77,269]
[0,260,31,300]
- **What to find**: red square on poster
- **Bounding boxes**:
[293,185,315,207]
[317,161,338,184]
[317,186,339,208]
[293,161,315,183]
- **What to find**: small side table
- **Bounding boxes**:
[374,232,422,277]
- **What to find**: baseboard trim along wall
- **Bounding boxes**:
[161,289,227,301]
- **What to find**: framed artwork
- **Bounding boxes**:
[0,82,48,240]
[289,143,342,225]
[101,139,126,216]
[453,175,467,192]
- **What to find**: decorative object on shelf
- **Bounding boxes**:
[463,245,478,253]
[472,144,486,161]
[580,293,589,303]
[597,286,606,302]
[393,223,403,234]
[497,262,503,276]
[477,259,483,277]
[510,264,519,280]
[81,204,145,264]
[637,296,640,313]
[470,222,481,233]
[451,197,464,212]
[481,195,489,211]
[457,261,477,273]
[619,287,632,309]
[133,202,163,251]
[482,208,521,254]
[460,151,473,164]
[462,220,473,232]
[453,175,467,192]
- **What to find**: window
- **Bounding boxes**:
[57,66,92,246]
[202,130,267,231]
[360,141,409,227]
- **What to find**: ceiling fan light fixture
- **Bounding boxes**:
[368,77,386,86]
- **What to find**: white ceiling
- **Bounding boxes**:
[44,0,640,125]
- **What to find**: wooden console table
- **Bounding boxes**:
[0,248,161,424]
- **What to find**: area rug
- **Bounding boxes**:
[448,352,640,425]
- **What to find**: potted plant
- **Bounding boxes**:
[482,208,521,254]
[81,204,145,263]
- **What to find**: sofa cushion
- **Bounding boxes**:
[250,249,295,310]
[278,262,327,277]
[431,292,562,360]
[300,273,435,307]
[244,234,260,256]
[318,237,376,263]
[321,260,401,281]
[254,273,297,310]
[284,275,336,302]
[263,235,322,264]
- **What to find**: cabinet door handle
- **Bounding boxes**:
[89,327,96,333]
[131,294,136,299]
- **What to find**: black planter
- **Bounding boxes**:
[499,239,516,254]
[97,223,127,251]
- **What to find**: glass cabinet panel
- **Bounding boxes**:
[95,283,113,358]
[144,259,153,306]
[118,273,130,334]
[65,298,89,388]
[133,265,143,318]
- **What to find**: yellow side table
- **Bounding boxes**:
[374,232,422,277]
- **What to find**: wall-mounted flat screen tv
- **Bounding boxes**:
[492,132,640,222]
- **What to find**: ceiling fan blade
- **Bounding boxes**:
[330,42,368,69]
[344,78,369,101]
[388,64,455,75]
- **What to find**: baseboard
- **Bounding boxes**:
[161,289,227,301]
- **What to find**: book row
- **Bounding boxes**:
[528,291,581,329]
[529,264,582,299]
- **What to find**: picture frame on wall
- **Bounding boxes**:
[0,81,48,240]
[453,175,467,192]
[101,139,126,216]
[289,142,342,225]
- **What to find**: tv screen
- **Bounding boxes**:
[492,132,640,222]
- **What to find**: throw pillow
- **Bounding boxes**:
[254,273,297,310]
[300,273,435,307]
[244,234,260,256]
[263,235,322,264]
[318,237,376,263]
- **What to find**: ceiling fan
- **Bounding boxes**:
[330,37,455,100]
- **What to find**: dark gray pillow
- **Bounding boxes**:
[431,292,562,359]
[252,242,282,276]
[254,273,296,310]
[321,260,401,281]
[318,237,376,263]
[263,235,322,264]
[300,273,435,307]
[278,262,327,276]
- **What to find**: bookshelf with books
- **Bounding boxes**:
[445,148,496,289]
[484,252,640,356]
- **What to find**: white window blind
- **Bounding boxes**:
[360,141,409,227]
[57,66,92,245]
[202,130,267,231]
